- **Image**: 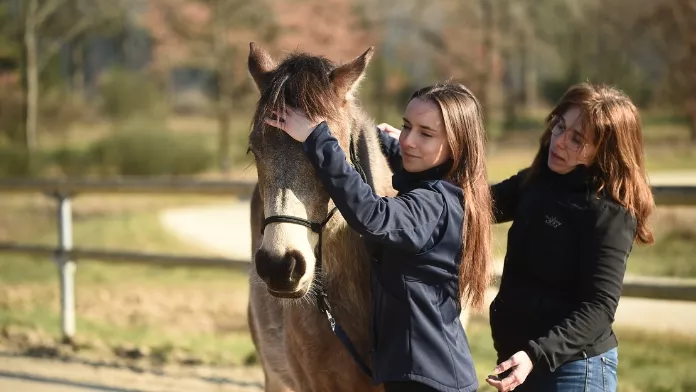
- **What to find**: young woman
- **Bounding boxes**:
[486,83,655,392]
[265,82,492,392]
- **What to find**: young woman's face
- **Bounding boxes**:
[548,106,597,174]
[399,98,452,173]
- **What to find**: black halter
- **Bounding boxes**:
[259,133,373,378]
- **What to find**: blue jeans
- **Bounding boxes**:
[516,348,618,392]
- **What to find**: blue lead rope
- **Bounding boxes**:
[312,134,373,379]
[317,293,373,378]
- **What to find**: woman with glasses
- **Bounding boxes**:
[485,83,655,392]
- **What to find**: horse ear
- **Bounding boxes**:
[248,42,276,90]
[330,47,374,100]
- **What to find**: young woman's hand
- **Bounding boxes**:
[377,123,401,140]
[264,107,324,143]
[485,350,533,391]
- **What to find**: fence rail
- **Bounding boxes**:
[1,178,693,205]
[1,178,696,342]
[0,242,250,269]
[0,178,257,196]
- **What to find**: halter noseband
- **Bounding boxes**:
[260,208,336,236]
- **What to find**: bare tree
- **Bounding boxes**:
[21,0,126,154]
[159,0,277,173]
[629,0,696,142]
[354,0,488,125]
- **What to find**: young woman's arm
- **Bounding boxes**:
[490,169,527,223]
[524,204,636,372]
[375,123,402,172]
[301,122,444,253]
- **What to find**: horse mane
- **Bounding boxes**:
[252,52,343,133]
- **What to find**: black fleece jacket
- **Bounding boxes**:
[490,162,637,373]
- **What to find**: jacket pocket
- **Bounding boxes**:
[405,279,459,387]
[372,274,410,376]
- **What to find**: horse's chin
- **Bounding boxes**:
[267,285,310,299]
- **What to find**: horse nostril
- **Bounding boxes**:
[285,250,306,283]
[254,248,307,289]
[254,248,276,283]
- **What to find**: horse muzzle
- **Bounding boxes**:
[254,248,311,297]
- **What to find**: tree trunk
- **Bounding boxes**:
[479,0,497,138]
[72,42,84,96]
[373,53,386,122]
[499,0,516,134]
[689,108,696,144]
[520,15,537,112]
[24,0,39,154]
[212,3,232,174]
[217,99,232,173]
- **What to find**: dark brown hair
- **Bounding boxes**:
[411,83,493,310]
[528,83,654,244]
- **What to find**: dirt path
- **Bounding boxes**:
[0,352,264,392]
[647,170,696,185]
[159,200,252,261]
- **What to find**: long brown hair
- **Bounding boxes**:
[411,83,493,310]
[528,83,654,244]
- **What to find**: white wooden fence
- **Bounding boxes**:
[1,178,695,342]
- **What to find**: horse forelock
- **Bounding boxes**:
[252,52,343,136]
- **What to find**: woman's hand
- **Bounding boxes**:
[377,123,401,140]
[486,351,534,391]
[264,107,324,143]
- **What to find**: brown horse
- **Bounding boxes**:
[246,43,395,392]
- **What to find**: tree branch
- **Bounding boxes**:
[34,0,70,26]
[37,17,93,72]
[218,0,248,17]
[669,0,690,43]
[161,3,213,43]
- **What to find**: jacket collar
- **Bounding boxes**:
[539,155,597,194]
[392,160,453,192]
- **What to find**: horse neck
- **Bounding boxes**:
[321,112,394,324]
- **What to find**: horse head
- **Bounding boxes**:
[247,42,374,299]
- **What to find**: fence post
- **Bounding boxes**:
[55,192,76,343]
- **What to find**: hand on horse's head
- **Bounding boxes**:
[377,123,401,139]
[264,107,325,143]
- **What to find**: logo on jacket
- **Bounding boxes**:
[545,215,562,228]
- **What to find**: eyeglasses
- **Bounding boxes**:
[550,114,587,152]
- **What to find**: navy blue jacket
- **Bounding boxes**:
[490,160,637,373]
[302,122,478,392]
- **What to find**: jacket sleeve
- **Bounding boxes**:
[490,169,527,223]
[524,203,636,371]
[302,122,444,253]
[375,126,403,172]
